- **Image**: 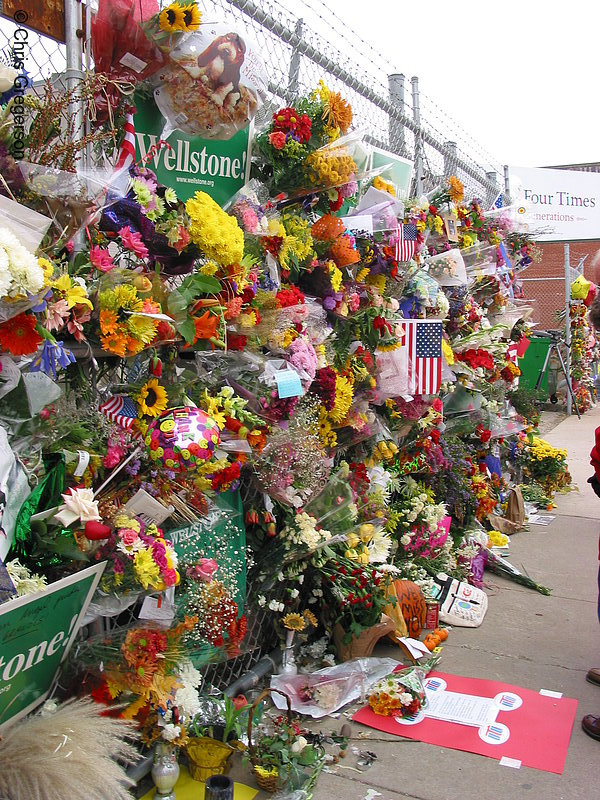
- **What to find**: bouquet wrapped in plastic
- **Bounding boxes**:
[153,23,268,139]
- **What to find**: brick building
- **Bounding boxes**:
[519,162,600,330]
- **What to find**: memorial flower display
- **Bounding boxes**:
[0,3,570,795]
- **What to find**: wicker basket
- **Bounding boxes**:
[247,687,293,793]
[186,736,235,783]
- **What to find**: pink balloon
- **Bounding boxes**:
[145,407,221,472]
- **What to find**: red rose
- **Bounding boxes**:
[268,131,286,150]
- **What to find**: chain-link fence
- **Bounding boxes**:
[0,0,506,201]
[0,0,506,693]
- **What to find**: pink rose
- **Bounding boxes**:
[118,226,149,259]
[90,246,115,273]
[188,557,218,582]
[120,529,139,547]
[268,131,286,150]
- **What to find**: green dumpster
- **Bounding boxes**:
[518,337,551,396]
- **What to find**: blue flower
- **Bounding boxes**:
[30,340,76,380]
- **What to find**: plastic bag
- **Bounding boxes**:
[153,23,267,140]
[426,248,468,286]
[270,657,399,718]
[18,162,115,245]
[91,0,166,85]
[0,195,52,253]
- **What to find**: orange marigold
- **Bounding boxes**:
[324,91,353,134]
[99,309,119,336]
[101,332,128,357]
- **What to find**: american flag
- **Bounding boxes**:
[402,319,443,395]
[114,112,135,172]
[394,223,417,262]
[491,191,503,210]
[99,394,138,430]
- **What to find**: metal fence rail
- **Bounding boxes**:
[0,0,505,200]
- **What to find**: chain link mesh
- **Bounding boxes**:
[0,0,504,694]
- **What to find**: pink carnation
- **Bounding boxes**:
[104,444,124,469]
[163,567,178,587]
[119,226,149,259]
[120,529,139,547]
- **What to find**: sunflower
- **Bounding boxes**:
[282,613,306,632]
[323,91,353,135]
[159,2,186,32]
[181,3,201,30]
[137,378,168,418]
[303,609,318,627]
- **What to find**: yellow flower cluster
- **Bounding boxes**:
[529,437,567,463]
[304,148,356,189]
[186,191,244,266]
[487,529,509,548]
[329,374,354,424]
[317,406,337,448]
[372,176,396,196]
[328,261,343,292]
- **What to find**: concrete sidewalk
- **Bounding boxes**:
[238,410,600,800]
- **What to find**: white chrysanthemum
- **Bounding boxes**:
[174,685,201,718]
[162,723,181,742]
[0,244,11,297]
[179,659,202,689]
[0,226,44,297]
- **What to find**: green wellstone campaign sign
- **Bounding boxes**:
[167,490,246,609]
[0,562,105,728]
[134,93,251,206]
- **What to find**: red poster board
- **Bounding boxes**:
[353,671,577,774]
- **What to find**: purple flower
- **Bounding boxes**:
[30,340,76,380]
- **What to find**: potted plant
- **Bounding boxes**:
[185,693,251,782]
[246,688,324,794]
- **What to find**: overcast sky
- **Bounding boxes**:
[280,0,600,170]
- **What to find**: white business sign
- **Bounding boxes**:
[509,165,600,242]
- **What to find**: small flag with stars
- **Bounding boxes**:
[402,319,443,395]
[490,191,503,211]
[99,394,138,430]
[394,222,417,262]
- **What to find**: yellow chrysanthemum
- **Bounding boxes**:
[138,378,168,418]
[133,549,161,590]
[186,191,243,266]
[447,175,465,203]
[127,313,158,344]
[329,374,354,424]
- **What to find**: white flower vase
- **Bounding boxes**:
[152,742,180,800]
[281,630,298,675]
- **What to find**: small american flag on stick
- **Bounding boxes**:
[402,319,443,395]
[394,222,417,262]
[99,394,138,430]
